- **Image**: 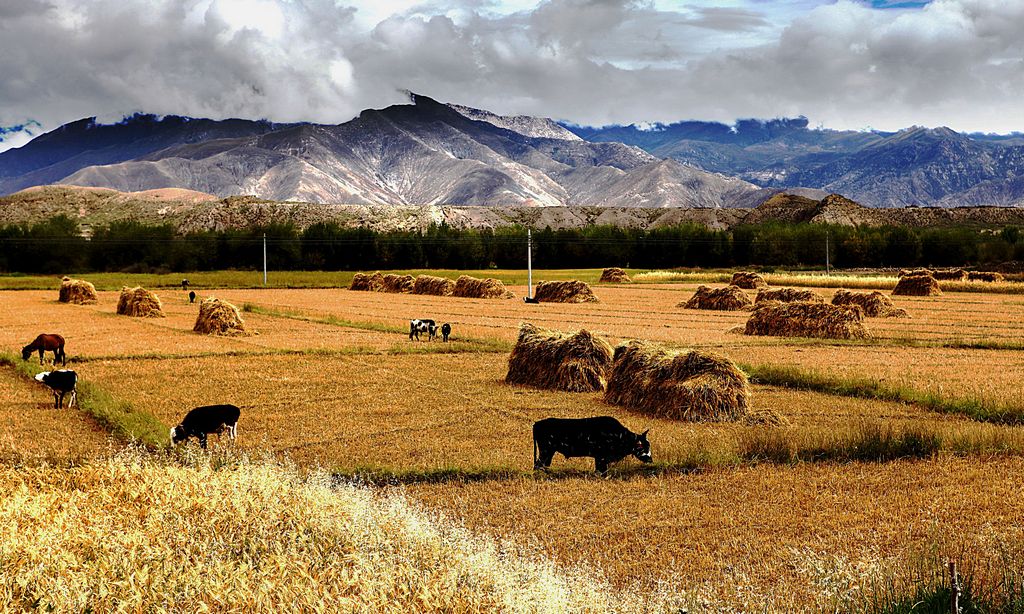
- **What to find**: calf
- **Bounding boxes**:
[441,322,451,342]
[409,318,437,341]
[181,279,190,290]
[533,416,651,476]
[22,333,66,366]
[34,370,77,409]
[524,296,539,304]
[188,290,197,304]
[171,404,240,449]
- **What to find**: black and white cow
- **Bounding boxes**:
[441,322,451,342]
[409,318,437,341]
[533,416,652,476]
[181,279,190,290]
[171,404,240,449]
[34,370,77,409]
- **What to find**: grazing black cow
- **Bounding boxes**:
[171,404,240,449]
[22,333,67,366]
[409,318,437,341]
[441,322,451,342]
[34,370,77,409]
[533,416,651,476]
[181,279,190,290]
[188,290,197,304]
[524,296,539,304]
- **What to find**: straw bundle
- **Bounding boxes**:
[831,289,909,318]
[604,341,761,423]
[731,271,769,289]
[898,268,932,278]
[452,275,515,299]
[413,274,455,296]
[934,269,969,281]
[505,323,613,392]
[744,301,869,340]
[193,298,250,336]
[892,273,942,296]
[533,280,599,303]
[116,286,164,318]
[680,285,752,311]
[599,267,632,283]
[381,274,415,293]
[350,272,384,292]
[755,288,824,304]
[58,276,98,304]
[968,271,1005,282]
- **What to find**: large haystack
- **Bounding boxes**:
[452,275,515,299]
[381,274,414,293]
[505,323,613,392]
[680,285,752,311]
[193,297,250,336]
[892,273,942,296]
[533,280,599,303]
[350,272,384,292]
[731,271,769,289]
[831,289,909,318]
[755,288,824,304]
[116,286,164,318]
[599,267,631,283]
[413,274,455,296]
[604,341,758,423]
[968,271,1005,282]
[744,301,869,340]
[58,276,98,304]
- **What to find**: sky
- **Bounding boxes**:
[1,0,1022,152]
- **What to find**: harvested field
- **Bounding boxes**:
[599,267,631,283]
[893,273,942,296]
[731,271,768,289]
[505,323,613,392]
[381,273,414,293]
[116,286,164,318]
[349,272,384,291]
[533,280,599,303]
[755,287,823,304]
[58,277,97,304]
[413,274,455,296]
[745,301,869,340]
[680,285,752,311]
[452,275,514,299]
[831,289,909,318]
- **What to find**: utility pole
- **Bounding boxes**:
[825,230,831,276]
[527,228,533,299]
[263,233,268,287]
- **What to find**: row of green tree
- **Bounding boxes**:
[1,215,1022,273]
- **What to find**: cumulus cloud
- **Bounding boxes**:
[1,0,1022,153]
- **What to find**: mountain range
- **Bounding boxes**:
[1,93,1023,209]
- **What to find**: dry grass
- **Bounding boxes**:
[193,297,250,336]
[755,287,824,304]
[745,301,870,340]
[116,286,164,318]
[680,285,752,311]
[599,267,631,283]
[505,323,613,392]
[413,274,455,296]
[831,289,909,318]
[533,280,599,303]
[58,276,97,304]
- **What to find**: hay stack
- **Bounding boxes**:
[934,269,969,281]
[892,273,942,296]
[680,285,752,311]
[58,276,98,304]
[968,271,1005,282]
[452,275,515,299]
[898,268,932,278]
[505,323,613,392]
[381,274,414,293]
[350,272,384,292]
[193,297,250,336]
[744,301,869,340]
[731,271,768,289]
[599,267,631,283]
[604,341,757,423]
[116,286,164,318]
[533,280,599,303]
[755,288,824,304]
[831,289,909,318]
[413,274,455,296]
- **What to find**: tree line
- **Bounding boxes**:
[1,215,1022,274]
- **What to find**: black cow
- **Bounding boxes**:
[441,322,451,342]
[171,404,240,449]
[524,296,539,304]
[181,279,190,290]
[409,318,437,341]
[533,416,651,476]
[34,370,77,409]
[188,290,197,304]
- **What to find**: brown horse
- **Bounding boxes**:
[22,334,66,366]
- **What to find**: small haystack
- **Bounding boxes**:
[604,341,763,423]
[58,276,98,304]
[744,301,869,340]
[116,286,164,318]
[680,285,752,311]
[350,272,384,292]
[968,271,1005,282]
[193,297,250,336]
[934,269,969,281]
[452,275,515,299]
[381,274,415,293]
[892,273,942,296]
[731,271,769,289]
[831,289,909,318]
[599,267,632,283]
[755,288,824,304]
[533,280,599,303]
[505,323,613,392]
[413,274,455,296]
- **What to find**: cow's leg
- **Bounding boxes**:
[230,423,237,440]
[69,390,77,408]
[55,392,63,409]
[537,447,556,470]
[38,349,44,365]
[595,458,609,477]
[199,434,208,450]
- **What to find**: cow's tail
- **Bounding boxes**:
[533,432,538,468]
